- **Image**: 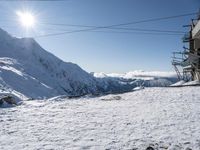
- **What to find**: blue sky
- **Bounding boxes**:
[0,0,199,73]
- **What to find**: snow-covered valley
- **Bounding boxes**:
[1,86,200,150]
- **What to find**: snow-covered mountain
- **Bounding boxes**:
[0,28,178,100]
[0,28,98,99]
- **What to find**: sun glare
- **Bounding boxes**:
[16,11,35,28]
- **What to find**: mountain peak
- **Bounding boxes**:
[0,28,99,98]
[0,27,13,40]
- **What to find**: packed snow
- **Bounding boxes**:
[1,86,200,149]
[170,80,186,87]
[171,80,200,87]
[182,80,200,86]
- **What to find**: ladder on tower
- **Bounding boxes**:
[173,64,182,80]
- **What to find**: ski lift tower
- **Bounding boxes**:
[172,11,200,81]
[191,11,200,80]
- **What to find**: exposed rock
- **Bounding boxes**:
[146,146,154,150]
[0,95,17,106]
[101,95,122,101]
[0,99,3,105]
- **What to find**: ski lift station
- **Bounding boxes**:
[172,13,200,81]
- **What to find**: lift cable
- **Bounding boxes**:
[33,12,197,38]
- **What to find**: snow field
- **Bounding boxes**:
[1,87,200,149]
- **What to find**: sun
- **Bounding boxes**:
[16,11,36,28]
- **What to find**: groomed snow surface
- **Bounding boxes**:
[1,86,200,150]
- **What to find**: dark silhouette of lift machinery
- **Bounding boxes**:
[172,11,200,81]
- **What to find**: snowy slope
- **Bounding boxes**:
[1,86,200,149]
[0,28,98,99]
